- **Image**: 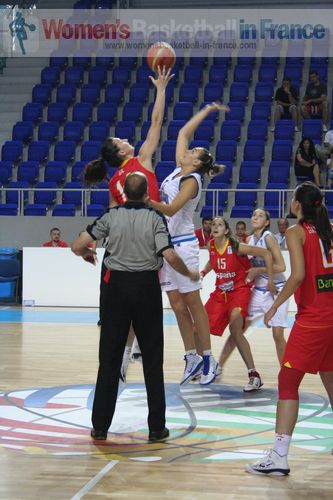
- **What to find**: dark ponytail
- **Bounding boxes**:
[196,148,224,177]
[83,137,122,185]
[295,181,333,256]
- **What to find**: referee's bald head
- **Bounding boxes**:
[124,172,148,201]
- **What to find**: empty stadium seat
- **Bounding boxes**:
[251,102,271,121]
[54,141,76,162]
[38,122,59,143]
[65,66,84,87]
[97,102,117,124]
[112,67,131,85]
[41,67,60,87]
[0,161,13,184]
[52,204,76,216]
[247,120,268,141]
[32,84,52,105]
[6,181,29,205]
[243,140,265,162]
[28,141,49,162]
[24,203,47,216]
[239,161,261,183]
[167,120,186,140]
[63,122,84,143]
[47,103,68,124]
[105,83,125,103]
[229,83,249,102]
[89,121,110,142]
[122,102,143,123]
[179,84,198,103]
[161,140,177,161]
[56,84,76,104]
[114,121,135,142]
[17,161,39,184]
[129,83,149,103]
[272,140,293,161]
[22,102,43,124]
[267,161,290,184]
[173,102,193,121]
[80,84,100,104]
[44,161,67,184]
[226,102,245,122]
[215,140,237,162]
[274,120,295,140]
[204,83,224,102]
[80,141,102,161]
[34,181,57,205]
[88,66,107,86]
[255,82,274,102]
[302,119,323,142]
[194,121,215,142]
[72,102,93,124]
[12,121,33,143]
[63,181,83,206]
[209,65,228,85]
[2,141,23,162]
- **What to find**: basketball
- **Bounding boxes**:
[146,42,176,72]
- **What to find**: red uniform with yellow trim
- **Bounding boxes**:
[282,222,333,374]
[205,238,252,337]
[109,157,160,205]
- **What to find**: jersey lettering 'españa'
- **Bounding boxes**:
[209,238,251,292]
[109,157,160,205]
[295,222,333,326]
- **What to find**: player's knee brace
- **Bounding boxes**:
[278,365,305,400]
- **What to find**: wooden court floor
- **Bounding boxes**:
[0,306,332,499]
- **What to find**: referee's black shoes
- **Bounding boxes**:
[90,429,107,440]
[148,427,169,443]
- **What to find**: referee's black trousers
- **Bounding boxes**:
[92,270,166,433]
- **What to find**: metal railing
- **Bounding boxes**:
[0,186,304,217]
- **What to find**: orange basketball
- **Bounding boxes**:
[146,42,176,72]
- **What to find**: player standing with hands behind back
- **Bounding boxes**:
[247,182,333,476]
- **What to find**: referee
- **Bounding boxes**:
[72,172,199,442]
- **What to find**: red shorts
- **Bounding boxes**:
[205,287,251,337]
[306,103,322,116]
[282,320,333,374]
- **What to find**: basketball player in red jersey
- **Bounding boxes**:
[83,66,173,379]
[83,65,174,205]
[199,217,275,391]
[247,182,333,476]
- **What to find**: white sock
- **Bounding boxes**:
[273,433,291,456]
[185,349,197,356]
[248,368,256,375]
[203,350,212,357]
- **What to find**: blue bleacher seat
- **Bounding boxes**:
[38,122,59,143]
[22,102,43,124]
[234,65,252,83]
[28,141,49,162]
[239,162,261,183]
[65,66,84,87]
[161,140,177,161]
[32,84,51,105]
[226,102,245,122]
[56,84,76,104]
[24,204,47,216]
[80,84,100,104]
[6,181,29,205]
[54,141,76,162]
[215,140,237,162]
[234,182,258,206]
[95,53,114,69]
[112,67,131,85]
[89,121,110,142]
[12,121,33,143]
[119,55,137,68]
[209,65,228,85]
[88,66,107,86]
[86,204,105,216]
[251,102,271,121]
[0,204,17,215]
[44,161,67,184]
[63,122,84,143]
[205,185,228,209]
[264,183,288,217]
[47,103,68,124]
[243,140,265,161]
[155,162,176,185]
[0,161,13,184]
[210,162,233,184]
[41,67,60,87]
[272,140,293,161]
[274,120,295,140]
[90,182,109,206]
[267,161,290,184]
[115,118,136,139]
[73,53,91,69]
[52,204,76,216]
[72,102,93,124]
[284,65,302,85]
[255,82,274,102]
[247,120,268,141]
[173,102,193,121]
[194,121,215,142]
[230,206,255,218]
[50,54,68,69]
[179,84,198,103]
[129,83,149,103]
[204,83,224,102]
[229,83,249,102]
[34,181,57,205]
[302,119,323,142]
[184,65,202,84]
[2,141,23,162]
[122,102,143,123]
[97,103,117,124]
[81,141,102,161]
[134,141,144,156]
[220,121,241,141]
[189,140,210,151]
[17,161,39,184]
[105,83,124,103]
[167,120,186,140]
[189,53,208,67]
[71,162,86,182]
[258,65,277,82]
[63,181,83,206]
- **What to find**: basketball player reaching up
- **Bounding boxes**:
[84,66,174,381]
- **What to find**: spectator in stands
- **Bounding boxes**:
[195,216,213,248]
[274,218,289,249]
[301,70,329,132]
[272,78,299,132]
[235,221,248,242]
[294,137,321,187]
[42,228,68,247]
[317,129,333,185]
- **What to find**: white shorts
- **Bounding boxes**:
[159,239,202,294]
[247,286,289,328]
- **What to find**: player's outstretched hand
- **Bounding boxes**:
[149,65,174,89]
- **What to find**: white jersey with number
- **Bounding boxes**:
[160,167,202,237]
[247,230,286,288]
